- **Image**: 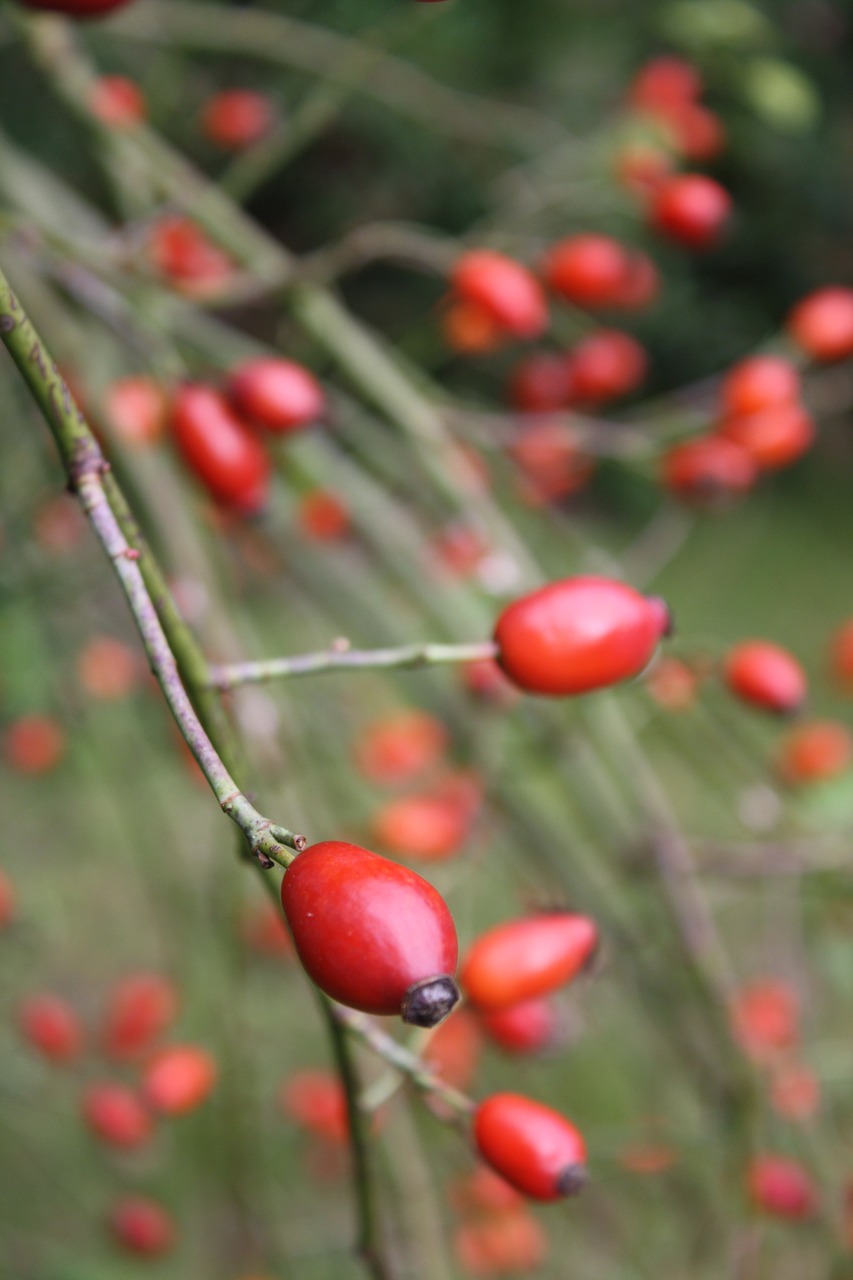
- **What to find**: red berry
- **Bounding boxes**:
[241,900,295,959]
[279,1068,349,1144]
[628,57,702,113]
[720,356,800,417]
[613,252,661,310]
[729,979,799,1061]
[479,996,560,1056]
[170,384,270,514]
[372,791,471,862]
[78,635,140,701]
[103,376,168,448]
[82,1083,153,1148]
[493,576,665,696]
[297,490,350,541]
[280,840,459,1026]
[452,251,548,340]
[227,358,325,433]
[442,297,507,355]
[777,720,853,785]
[717,403,815,470]
[569,330,648,404]
[101,972,178,1061]
[668,104,726,162]
[661,436,756,504]
[769,1062,820,1122]
[149,216,234,296]
[19,993,83,1063]
[354,711,448,785]
[507,353,574,413]
[645,656,700,711]
[473,1093,587,1201]
[19,0,135,13]
[4,714,65,774]
[88,76,146,128]
[109,1196,176,1256]
[724,641,807,715]
[449,1165,525,1216]
[461,913,598,1011]
[747,1155,816,1220]
[829,619,853,691]
[541,235,633,309]
[453,1208,548,1275]
[0,869,15,928]
[509,421,595,506]
[650,175,732,250]
[788,287,853,362]
[143,1044,217,1115]
[423,1007,483,1092]
[201,90,274,150]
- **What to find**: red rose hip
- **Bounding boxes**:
[494,576,665,696]
[461,913,598,1011]
[724,641,807,714]
[170,384,270,513]
[650,174,732,250]
[280,840,459,1026]
[473,1093,587,1200]
[451,251,547,340]
[227,357,325,433]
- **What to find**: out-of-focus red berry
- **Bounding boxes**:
[149,216,234,296]
[101,973,179,1061]
[82,1082,154,1148]
[0,869,15,928]
[19,993,83,1063]
[103,376,168,448]
[720,356,800,417]
[354,711,448,785]
[451,251,548,340]
[723,641,807,715]
[170,384,271,514]
[788,287,853,362]
[78,635,140,701]
[661,436,756,505]
[241,900,294,959]
[717,403,815,471]
[34,495,87,554]
[461,659,518,705]
[747,1155,817,1220]
[143,1044,217,1115]
[109,1196,176,1257]
[372,790,472,861]
[650,175,732,250]
[279,1068,349,1144]
[442,298,507,355]
[617,1142,679,1175]
[432,523,490,578]
[461,913,598,1011]
[569,330,648,405]
[453,1208,548,1275]
[644,656,699,711]
[509,420,595,505]
[449,1165,525,1216]
[4,715,65,775]
[479,996,560,1056]
[227,358,325,434]
[89,75,146,128]
[541,235,633,309]
[296,490,350,541]
[201,90,275,150]
[423,1007,483,1092]
[769,1062,820,1122]
[671,104,726,161]
[777,720,853,785]
[730,980,799,1061]
[508,353,574,412]
[628,57,702,114]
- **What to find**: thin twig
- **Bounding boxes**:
[207,640,499,691]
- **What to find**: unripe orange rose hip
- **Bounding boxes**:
[474,1093,587,1200]
[280,840,460,1026]
[493,576,665,696]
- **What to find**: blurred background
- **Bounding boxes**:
[1,1,853,1277]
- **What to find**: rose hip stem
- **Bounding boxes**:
[207,639,499,689]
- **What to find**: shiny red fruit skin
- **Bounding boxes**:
[19,0,135,14]
[461,913,597,1011]
[494,576,664,696]
[227,358,325,433]
[109,1196,176,1256]
[452,251,548,340]
[747,1155,816,1220]
[143,1044,217,1115]
[83,1083,153,1148]
[280,840,458,1018]
[542,235,631,308]
[474,1094,587,1201]
[651,174,732,250]
[788,287,853,362]
[724,641,807,714]
[171,384,270,513]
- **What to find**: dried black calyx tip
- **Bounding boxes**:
[401,975,460,1028]
[556,1162,588,1198]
